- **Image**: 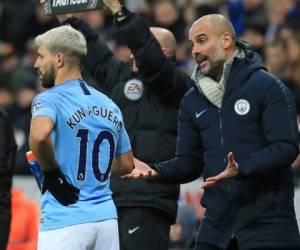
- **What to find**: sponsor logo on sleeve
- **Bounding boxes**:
[31,103,42,114]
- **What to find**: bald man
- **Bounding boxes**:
[130,14,300,250]
[130,27,177,73]
[150,27,177,58]
[41,0,191,249]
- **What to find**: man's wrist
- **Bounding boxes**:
[110,4,122,15]
[113,6,129,22]
[149,163,158,171]
[62,16,77,26]
[43,167,59,177]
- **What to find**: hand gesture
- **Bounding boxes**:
[103,0,122,14]
[122,158,158,179]
[202,152,239,189]
[40,0,73,23]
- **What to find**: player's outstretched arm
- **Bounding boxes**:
[111,150,134,177]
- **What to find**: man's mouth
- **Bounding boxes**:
[199,60,208,68]
[196,56,208,67]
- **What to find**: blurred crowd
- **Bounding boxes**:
[1,0,300,249]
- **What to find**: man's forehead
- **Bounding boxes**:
[189,20,211,38]
[38,44,46,52]
[38,44,51,54]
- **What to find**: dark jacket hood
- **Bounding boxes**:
[229,39,266,86]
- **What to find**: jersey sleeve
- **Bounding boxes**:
[31,93,58,124]
[115,120,131,157]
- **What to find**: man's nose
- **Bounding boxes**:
[192,50,200,60]
[192,46,199,57]
[34,61,39,70]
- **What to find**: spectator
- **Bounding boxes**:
[152,0,187,43]
[13,77,38,175]
[7,188,39,250]
[169,202,198,249]
[0,107,17,250]
[227,0,267,37]
[285,31,300,89]
[264,40,288,79]
[241,23,266,59]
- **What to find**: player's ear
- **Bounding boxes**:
[222,32,232,50]
[56,53,65,68]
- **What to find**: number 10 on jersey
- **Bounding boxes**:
[76,129,115,182]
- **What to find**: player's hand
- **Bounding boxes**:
[103,0,122,14]
[40,0,72,22]
[121,158,158,179]
[202,152,239,189]
[42,168,80,206]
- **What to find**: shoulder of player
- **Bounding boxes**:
[99,94,122,115]
[80,85,123,117]
[32,89,57,106]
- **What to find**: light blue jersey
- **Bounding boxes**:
[31,79,131,231]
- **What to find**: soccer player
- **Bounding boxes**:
[29,25,134,250]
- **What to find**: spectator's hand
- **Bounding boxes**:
[40,0,73,22]
[121,158,158,179]
[202,152,239,189]
[103,0,122,14]
[42,168,80,206]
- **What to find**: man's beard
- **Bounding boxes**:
[198,59,223,79]
[41,64,56,88]
[199,47,225,80]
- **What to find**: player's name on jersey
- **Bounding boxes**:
[44,0,103,15]
[66,106,122,132]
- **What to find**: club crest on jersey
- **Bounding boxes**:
[124,79,144,101]
[31,103,42,114]
[234,99,250,115]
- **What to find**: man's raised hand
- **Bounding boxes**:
[103,0,122,14]
[202,152,239,189]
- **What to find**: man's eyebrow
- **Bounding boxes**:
[195,33,207,40]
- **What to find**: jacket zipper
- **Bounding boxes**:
[232,228,236,238]
[219,109,225,163]
[219,109,236,239]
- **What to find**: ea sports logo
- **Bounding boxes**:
[124,79,144,101]
[234,99,250,116]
